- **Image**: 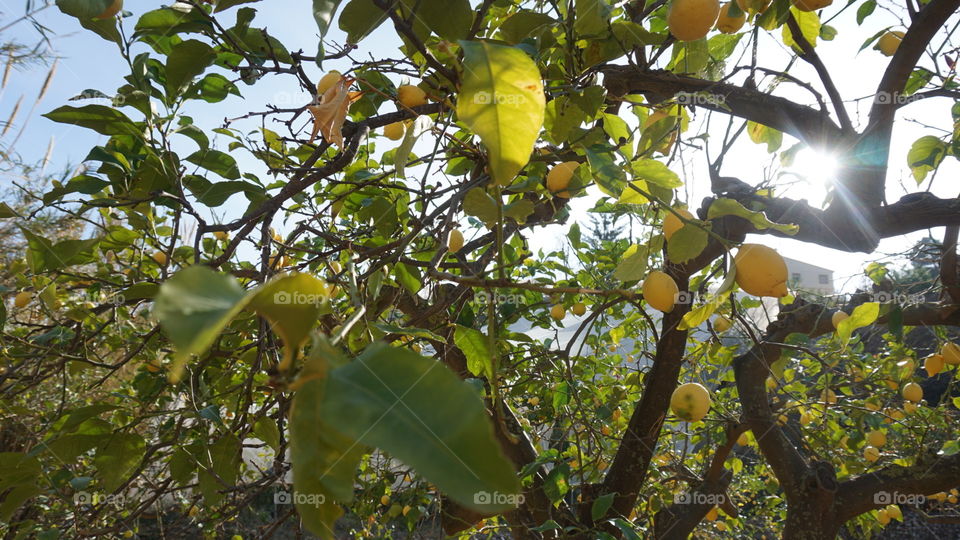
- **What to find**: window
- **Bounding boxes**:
[819,274,830,284]
[791,273,802,282]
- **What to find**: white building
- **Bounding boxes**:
[783,257,835,296]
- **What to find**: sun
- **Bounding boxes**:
[789,148,839,205]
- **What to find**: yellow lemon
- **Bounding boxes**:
[152,252,168,265]
[383,121,406,141]
[800,411,813,425]
[380,495,390,505]
[734,244,789,297]
[546,161,579,197]
[941,342,960,365]
[528,396,540,406]
[316,70,343,95]
[398,85,427,108]
[863,445,880,462]
[668,0,721,42]
[572,302,587,316]
[736,0,770,12]
[867,430,886,448]
[550,304,566,321]
[447,229,464,253]
[97,0,122,18]
[886,504,902,520]
[736,431,749,446]
[713,315,732,332]
[903,401,918,413]
[663,208,694,240]
[643,270,679,313]
[14,291,31,308]
[832,311,848,329]
[820,389,837,404]
[877,31,904,57]
[705,506,718,521]
[716,2,745,33]
[792,0,832,11]
[902,382,923,402]
[877,507,889,524]
[402,505,412,516]
[925,354,945,377]
[670,382,711,422]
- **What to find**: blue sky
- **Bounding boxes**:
[4,1,958,292]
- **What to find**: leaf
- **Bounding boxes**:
[19,227,99,272]
[679,291,731,331]
[197,434,240,506]
[617,181,650,205]
[907,135,947,184]
[308,78,359,147]
[321,345,520,512]
[781,8,819,52]
[667,224,709,264]
[393,263,422,295]
[454,325,493,379]
[574,0,611,36]
[94,433,146,492]
[313,0,344,37]
[462,187,500,227]
[56,0,112,19]
[187,149,241,179]
[503,199,535,224]
[338,0,389,43]
[707,198,798,234]
[498,11,555,45]
[394,115,434,178]
[613,245,648,282]
[747,121,783,153]
[836,302,880,346]
[585,145,626,197]
[419,0,473,41]
[856,0,876,25]
[214,0,261,12]
[248,274,330,372]
[0,202,16,218]
[153,266,249,382]
[43,105,143,137]
[165,39,216,99]
[592,492,616,521]
[631,159,682,188]
[457,41,546,186]
[371,323,444,342]
[253,417,281,452]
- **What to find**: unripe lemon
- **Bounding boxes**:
[886,504,902,520]
[876,507,889,524]
[97,0,123,18]
[663,208,694,240]
[877,31,904,57]
[705,506,718,521]
[214,231,229,241]
[397,85,427,108]
[550,304,566,321]
[316,70,343,95]
[383,122,405,141]
[903,401,918,413]
[867,430,886,447]
[14,291,31,308]
[667,0,721,42]
[820,389,837,404]
[799,411,813,425]
[670,382,711,422]
[831,311,848,328]
[941,342,960,365]
[863,445,880,462]
[642,271,679,313]
[736,431,749,445]
[123,532,134,539]
[925,354,945,377]
[733,244,788,297]
[716,3,745,33]
[792,0,832,11]
[713,315,732,332]
[736,0,770,12]
[572,302,587,316]
[152,252,168,265]
[902,382,923,402]
[448,229,464,253]
[380,495,390,505]
[546,161,579,198]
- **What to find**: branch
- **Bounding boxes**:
[601,66,847,148]
[784,14,852,133]
[942,226,960,304]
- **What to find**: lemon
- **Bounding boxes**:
[667,0,721,42]
[925,354,945,377]
[736,431,749,445]
[448,229,464,253]
[716,2,745,33]
[902,382,923,402]
[380,495,390,505]
[831,311,848,329]
[670,382,711,422]
[550,304,566,321]
[867,430,886,447]
[800,411,813,425]
[330,261,342,274]
[765,377,776,390]
[877,507,889,524]
[398,85,427,108]
[663,208,694,240]
[316,70,343,95]
[97,0,122,18]
[214,231,229,241]
[820,389,837,404]
[903,401,918,413]
[572,302,587,316]
[546,161,579,197]
[792,0,832,11]
[734,244,788,297]
[528,396,540,406]
[14,291,31,308]
[941,342,960,365]
[152,252,168,265]
[402,505,412,516]
[713,315,732,332]
[877,31,904,57]
[886,504,902,520]
[643,270,679,313]
[705,506,718,521]
[736,0,770,12]
[383,122,406,141]
[863,445,880,462]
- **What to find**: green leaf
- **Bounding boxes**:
[56,0,112,19]
[313,0,344,37]
[498,11,555,45]
[134,7,212,37]
[253,417,281,452]
[457,41,546,186]
[613,245,648,282]
[165,39,216,98]
[781,8,819,52]
[574,0,612,36]
[503,199,535,224]
[678,291,730,331]
[187,149,241,179]
[707,198,798,234]
[856,0,876,24]
[836,302,880,346]
[248,274,330,371]
[322,345,520,512]
[592,492,616,521]
[94,433,146,491]
[197,434,240,506]
[393,263,422,295]
[371,323,444,342]
[0,202,16,218]
[907,135,947,184]
[338,0,389,43]
[463,187,500,227]
[0,453,41,490]
[618,181,650,205]
[43,105,143,138]
[419,0,473,41]
[631,159,682,188]
[586,146,626,197]
[394,115,434,178]
[544,464,569,502]
[667,223,709,264]
[747,121,783,153]
[214,0,261,12]
[19,227,99,272]
[153,266,249,381]
[454,325,493,379]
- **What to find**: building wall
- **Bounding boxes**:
[783,257,834,295]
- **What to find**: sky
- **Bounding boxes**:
[3,1,958,295]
